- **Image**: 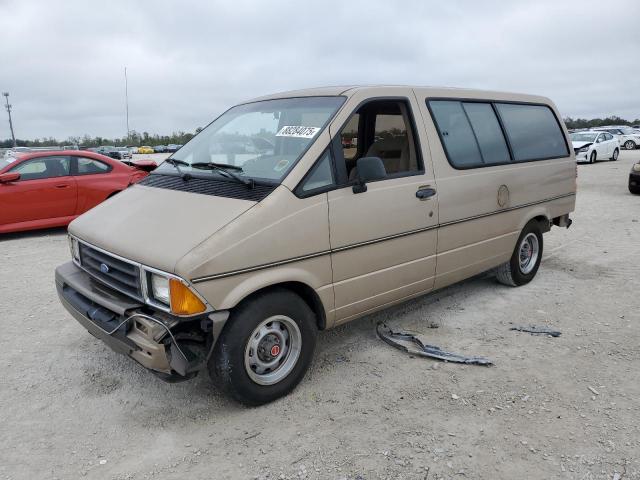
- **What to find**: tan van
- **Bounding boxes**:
[55,86,576,405]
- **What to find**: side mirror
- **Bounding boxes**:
[352,157,386,194]
[0,172,20,184]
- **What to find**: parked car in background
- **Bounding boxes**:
[570,131,619,163]
[137,146,154,154]
[153,145,167,153]
[592,126,640,150]
[105,147,133,160]
[629,161,640,194]
[0,150,154,234]
[166,144,182,152]
[126,146,139,154]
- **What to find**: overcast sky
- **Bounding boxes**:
[1,0,639,140]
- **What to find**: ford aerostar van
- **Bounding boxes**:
[55,86,576,405]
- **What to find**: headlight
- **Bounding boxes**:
[150,273,170,305]
[69,236,80,264]
[145,270,207,316]
[578,146,589,153]
[633,163,640,172]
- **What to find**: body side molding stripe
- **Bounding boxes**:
[191,192,575,283]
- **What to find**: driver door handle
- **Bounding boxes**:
[416,187,436,200]
[55,184,70,189]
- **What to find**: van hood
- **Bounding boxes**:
[68,184,256,273]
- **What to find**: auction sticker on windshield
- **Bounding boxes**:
[276,126,320,138]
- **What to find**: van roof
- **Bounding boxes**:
[245,85,552,105]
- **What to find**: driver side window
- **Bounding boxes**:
[10,156,70,181]
[338,100,421,182]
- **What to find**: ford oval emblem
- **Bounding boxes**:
[99,263,110,274]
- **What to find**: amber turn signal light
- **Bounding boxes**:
[169,278,206,315]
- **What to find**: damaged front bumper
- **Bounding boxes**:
[55,262,228,381]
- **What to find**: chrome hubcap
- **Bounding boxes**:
[518,233,539,274]
[244,315,301,386]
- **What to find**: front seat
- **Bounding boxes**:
[365,136,410,174]
[45,159,68,178]
[349,136,411,180]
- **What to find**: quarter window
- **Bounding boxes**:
[10,156,70,180]
[300,149,335,194]
[495,103,568,161]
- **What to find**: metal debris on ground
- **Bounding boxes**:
[510,325,562,337]
[376,322,493,366]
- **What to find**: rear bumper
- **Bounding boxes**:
[55,262,228,380]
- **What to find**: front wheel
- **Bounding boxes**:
[624,140,636,150]
[208,289,317,406]
[611,148,619,161]
[496,220,544,287]
[589,151,597,163]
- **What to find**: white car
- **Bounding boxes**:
[571,131,619,163]
[592,126,640,150]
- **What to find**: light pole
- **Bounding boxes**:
[124,67,130,143]
[2,92,16,148]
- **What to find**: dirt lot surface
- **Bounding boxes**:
[1,151,639,480]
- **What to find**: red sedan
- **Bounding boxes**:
[0,150,155,234]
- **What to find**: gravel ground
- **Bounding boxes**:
[1,150,639,480]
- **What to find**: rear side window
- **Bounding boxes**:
[495,103,568,161]
[429,101,483,168]
[429,99,568,168]
[76,157,111,175]
[462,102,510,164]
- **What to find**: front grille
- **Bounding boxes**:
[79,243,143,301]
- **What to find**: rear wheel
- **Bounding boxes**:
[496,220,544,287]
[208,289,317,406]
[589,151,597,163]
[624,140,636,150]
[611,148,619,161]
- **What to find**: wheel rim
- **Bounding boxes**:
[518,233,539,275]
[244,315,302,386]
[613,149,618,160]
[626,141,634,150]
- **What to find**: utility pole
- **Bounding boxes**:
[124,67,130,143]
[2,92,16,147]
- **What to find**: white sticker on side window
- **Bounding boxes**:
[275,126,320,139]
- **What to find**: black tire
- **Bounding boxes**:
[208,288,317,406]
[610,148,619,161]
[496,220,544,287]
[624,140,636,150]
[589,151,597,163]
[630,185,640,195]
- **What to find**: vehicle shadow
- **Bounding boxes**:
[0,226,67,241]
[121,271,500,422]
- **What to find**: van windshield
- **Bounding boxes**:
[159,96,345,182]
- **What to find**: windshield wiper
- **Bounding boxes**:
[191,161,243,171]
[164,158,191,180]
[190,162,254,189]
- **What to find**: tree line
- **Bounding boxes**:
[563,116,640,130]
[2,117,640,148]
[0,128,202,149]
